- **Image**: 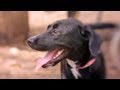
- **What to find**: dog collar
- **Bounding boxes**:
[67,58,96,70]
[76,58,96,70]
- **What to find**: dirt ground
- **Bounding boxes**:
[0,11,120,79]
[0,46,60,79]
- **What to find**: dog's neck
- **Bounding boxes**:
[76,44,92,66]
[67,56,96,79]
[66,42,97,79]
[68,42,94,68]
[67,49,96,79]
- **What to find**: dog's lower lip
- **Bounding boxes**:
[42,61,54,68]
[42,48,69,68]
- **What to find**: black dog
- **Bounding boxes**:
[27,18,117,79]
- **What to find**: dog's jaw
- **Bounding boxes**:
[35,48,70,70]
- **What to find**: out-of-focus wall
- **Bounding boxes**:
[28,11,120,35]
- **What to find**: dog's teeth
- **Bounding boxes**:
[53,49,64,59]
[57,49,64,56]
[56,54,59,57]
[53,57,56,59]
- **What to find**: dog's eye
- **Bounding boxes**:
[51,30,60,36]
[78,25,87,38]
[53,24,59,29]
[47,25,51,29]
[80,30,87,38]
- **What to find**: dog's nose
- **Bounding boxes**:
[27,37,34,45]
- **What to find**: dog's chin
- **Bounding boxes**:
[35,47,70,70]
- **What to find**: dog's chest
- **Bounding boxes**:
[67,59,81,79]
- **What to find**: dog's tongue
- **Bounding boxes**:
[35,49,59,71]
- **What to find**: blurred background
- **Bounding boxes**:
[0,11,120,79]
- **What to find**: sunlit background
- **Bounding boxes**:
[0,11,120,79]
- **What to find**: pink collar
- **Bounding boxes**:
[77,58,96,70]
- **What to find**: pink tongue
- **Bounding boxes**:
[35,49,59,71]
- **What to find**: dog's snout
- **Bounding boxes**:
[27,37,35,45]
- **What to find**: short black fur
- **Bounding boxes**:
[27,18,118,79]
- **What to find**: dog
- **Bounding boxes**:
[27,18,118,79]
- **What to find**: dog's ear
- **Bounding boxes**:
[83,25,102,57]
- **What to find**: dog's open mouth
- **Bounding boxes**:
[35,48,69,70]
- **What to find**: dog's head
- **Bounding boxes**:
[27,18,101,70]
